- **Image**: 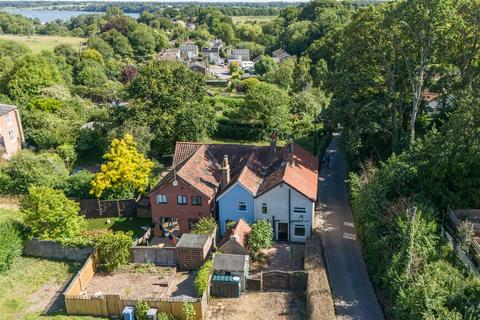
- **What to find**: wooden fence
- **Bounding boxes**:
[131,246,177,266]
[79,199,137,218]
[64,254,207,319]
[246,270,307,291]
[446,209,480,271]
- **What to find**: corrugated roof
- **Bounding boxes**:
[176,233,209,249]
[213,253,248,272]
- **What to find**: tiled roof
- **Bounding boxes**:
[155,141,318,201]
[218,219,252,248]
[0,104,16,116]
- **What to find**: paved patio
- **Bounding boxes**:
[261,243,305,272]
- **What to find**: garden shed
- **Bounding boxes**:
[212,253,249,291]
[176,234,212,270]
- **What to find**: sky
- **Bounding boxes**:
[15,0,310,2]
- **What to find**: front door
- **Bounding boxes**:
[277,223,288,241]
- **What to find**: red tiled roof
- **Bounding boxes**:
[218,219,252,248]
[235,153,265,195]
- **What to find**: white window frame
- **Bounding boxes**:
[237,201,247,212]
[261,203,268,214]
[293,207,307,214]
[5,113,12,126]
[8,129,15,143]
[177,195,187,205]
[156,194,167,204]
[294,224,306,238]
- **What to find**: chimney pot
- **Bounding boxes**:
[221,155,230,187]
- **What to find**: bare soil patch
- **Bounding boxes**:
[207,291,307,320]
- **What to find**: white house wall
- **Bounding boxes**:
[254,183,314,243]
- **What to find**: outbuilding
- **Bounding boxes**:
[212,253,249,291]
[176,233,212,270]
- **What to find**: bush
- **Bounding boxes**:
[21,186,86,241]
[192,217,216,235]
[248,220,273,259]
[0,220,23,273]
[182,302,195,320]
[62,170,94,199]
[135,300,149,320]
[194,260,212,297]
[95,231,132,272]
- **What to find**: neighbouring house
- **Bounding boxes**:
[180,44,199,61]
[176,233,212,270]
[272,48,293,63]
[0,104,24,159]
[158,48,181,61]
[202,47,222,65]
[240,61,255,71]
[149,138,318,243]
[189,62,208,75]
[212,253,249,291]
[217,219,251,255]
[227,49,250,62]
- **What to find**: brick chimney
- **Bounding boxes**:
[221,155,230,188]
[269,131,277,163]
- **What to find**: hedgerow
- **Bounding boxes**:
[194,259,212,297]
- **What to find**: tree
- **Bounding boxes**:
[254,55,276,76]
[129,23,156,57]
[21,186,86,241]
[280,21,311,55]
[243,82,291,136]
[95,231,132,272]
[248,220,273,259]
[236,23,263,42]
[266,58,295,90]
[90,134,154,199]
[102,29,133,58]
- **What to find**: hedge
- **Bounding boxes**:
[0,220,23,273]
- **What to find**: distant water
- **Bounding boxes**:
[3,9,139,23]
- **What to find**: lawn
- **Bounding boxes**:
[0,207,22,222]
[0,256,102,320]
[86,217,151,239]
[0,34,85,53]
[232,16,276,24]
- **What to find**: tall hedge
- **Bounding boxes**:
[0,220,23,273]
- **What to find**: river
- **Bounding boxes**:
[2,9,140,23]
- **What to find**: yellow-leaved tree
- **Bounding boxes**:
[90,134,154,199]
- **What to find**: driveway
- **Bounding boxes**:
[317,134,384,320]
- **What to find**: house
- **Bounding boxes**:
[189,62,208,75]
[217,219,251,255]
[240,61,255,71]
[272,48,293,63]
[202,47,222,65]
[0,104,24,159]
[158,48,180,61]
[176,233,212,270]
[179,44,198,61]
[149,138,318,243]
[227,49,250,62]
[212,253,249,291]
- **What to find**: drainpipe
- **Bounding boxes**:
[288,188,291,242]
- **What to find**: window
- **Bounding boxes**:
[294,225,306,237]
[8,130,15,142]
[261,203,268,214]
[177,195,187,205]
[293,207,307,214]
[237,201,247,212]
[188,218,198,230]
[156,194,167,204]
[5,113,12,125]
[191,196,202,206]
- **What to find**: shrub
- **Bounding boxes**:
[95,231,132,272]
[248,220,273,259]
[194,260,212,297]
[192,217,216,235]
[62,170,94,199]
[0,220,23,273]
[135,300,149,320]
[182,302,195,320]
[21,186,86,241]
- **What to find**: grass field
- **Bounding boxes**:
[0,256,101,319]
[0,207,22,222]
[0,34,85,53]
[86,217,151,239]
[232,16,276,24]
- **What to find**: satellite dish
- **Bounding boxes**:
[173,180,178,187]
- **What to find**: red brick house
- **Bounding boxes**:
[0,104,24,159]
[149,142,271,235]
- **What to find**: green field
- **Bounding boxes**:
[232,16,276,24]
[0,256,101,319]
[0,34,85,53]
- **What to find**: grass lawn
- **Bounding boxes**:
[232,16,276,24]
[0,34,85,53]
[86,217,151,239]
[0,256,102,320]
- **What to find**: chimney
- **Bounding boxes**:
[288,142,294,166]
[221,155,230,188]
[269,131,277,163]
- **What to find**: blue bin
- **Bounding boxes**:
[122,306,135,320]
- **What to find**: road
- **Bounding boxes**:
[317,134,384,320]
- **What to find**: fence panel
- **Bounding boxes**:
[79,199,137,218]
[24,239,93,262]
[131,247,178,266]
